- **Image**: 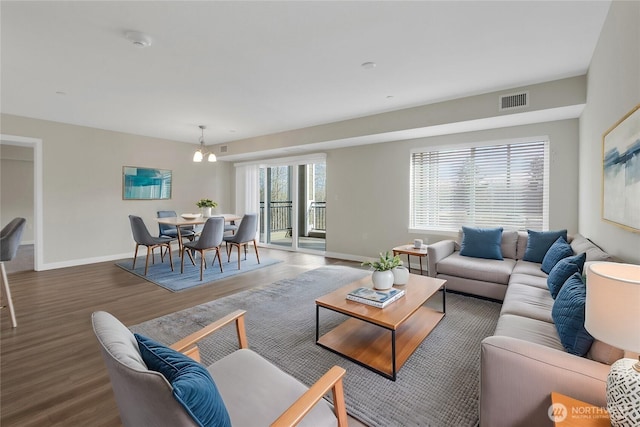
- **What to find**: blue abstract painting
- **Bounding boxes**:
[123,166,172,200]
[603,105,640,232]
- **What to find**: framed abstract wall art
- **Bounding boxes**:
[602,104,640,232]
[123,166,172,200]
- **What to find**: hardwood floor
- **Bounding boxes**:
[1,248,359,426]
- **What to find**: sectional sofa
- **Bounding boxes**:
[427,230,620,427]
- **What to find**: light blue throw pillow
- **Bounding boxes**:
[135,334,231,427]
[523,229,568,263]
[541,236,574,274]
[552,273,594,356]
[459,226,504,260]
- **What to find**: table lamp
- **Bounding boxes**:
[585,262,640,427]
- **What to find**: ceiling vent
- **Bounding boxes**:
[220,145,228,153]
[499,91,529,111]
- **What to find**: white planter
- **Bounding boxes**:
[392,266,410,286]
[203,207,212,217]
[372,270,394,290]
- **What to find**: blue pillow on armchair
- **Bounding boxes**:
[523,229,568,263]
[552,273,594,356]
[135,333,232,427]
[459,226,504,260]
[541,236,574,274]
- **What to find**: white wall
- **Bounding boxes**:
[0,144,34,242]
[0,114,232,269]
[326,119,579,259]
[579,0,640,264]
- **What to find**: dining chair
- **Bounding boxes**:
[1,217,27,328]
[128,215,174,276]
[181,216,225,281]
[157,210,196,241]
[224,213,260,270]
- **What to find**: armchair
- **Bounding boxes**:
[92,309,348,427]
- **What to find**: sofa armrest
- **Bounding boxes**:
[480,335,610,427]
[426,240,455,277]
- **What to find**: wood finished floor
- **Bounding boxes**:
[1,248,360,426]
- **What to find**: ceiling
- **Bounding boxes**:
[1,1,611,148]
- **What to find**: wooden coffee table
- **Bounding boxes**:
[315,273,446,380]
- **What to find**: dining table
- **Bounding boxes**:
[157,213,242,256]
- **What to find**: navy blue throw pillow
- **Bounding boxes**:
[523,229,568,263]
[552,273,594,356]
[459,226,504,260]
[135,334,231,427]
[541,236,574,274]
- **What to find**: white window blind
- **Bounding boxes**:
[410,139,549,232]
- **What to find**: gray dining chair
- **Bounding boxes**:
[157,210,196,241]
[1,217,27,328]
[181,217,225,281]
[128,215,174,276]
[224,213,260,270]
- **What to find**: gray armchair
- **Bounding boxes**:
[1,217,27,328]
[92,310,348,427]
[128,215,174,276]
[224,213,260,270]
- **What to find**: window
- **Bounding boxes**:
[410,138,549,232]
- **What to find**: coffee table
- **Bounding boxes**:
[315,273,446,380]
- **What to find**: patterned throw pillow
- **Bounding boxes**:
[547,253,586,298]
[541,236,574,274]
[552,273,594,356]
[135,333,232,427]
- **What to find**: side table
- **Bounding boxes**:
[549,392,610,426]
[392,244,428,276]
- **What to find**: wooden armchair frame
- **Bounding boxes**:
[169,309,348,427]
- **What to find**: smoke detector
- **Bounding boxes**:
[125,31,152,48]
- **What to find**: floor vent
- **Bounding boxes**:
[220,145,228,153]
[499,91,529,111]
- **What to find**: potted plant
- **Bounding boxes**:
[196,198,218,217]
[362,251,400,290]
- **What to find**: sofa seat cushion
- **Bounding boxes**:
[437,252,515,285]
[508,273,548,290]
[512,260,548,278]
[209,349,337,427]
[501,283,554,323]
[494,314,565,352]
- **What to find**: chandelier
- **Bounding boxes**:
[193,125,217,162]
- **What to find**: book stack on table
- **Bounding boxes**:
[346,287,405,308]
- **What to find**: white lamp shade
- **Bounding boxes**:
[207,153,216,162]
[585,262,640,353]
[193,150,203,162]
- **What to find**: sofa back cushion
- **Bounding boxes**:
[570,233,615,262]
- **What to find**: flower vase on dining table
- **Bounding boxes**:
[203,207,212,217]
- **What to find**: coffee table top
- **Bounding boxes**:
[316,273,446,329]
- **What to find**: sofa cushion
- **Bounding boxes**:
[459,226,504,260]
[437,252,515,285]
[541,237,573,274]
[509,272,549,290]
[501,283,555,323]
[570,233,615,262]
[523,229,568,263]
[552,273,594,356]
[209,349,337,427]
[500,230,519,260]
[547,253,586,299]
[135,334,232,427]
[511,260,548,278]
[587,340,625,365]
[515,231,529,260]
[494,314,565,351]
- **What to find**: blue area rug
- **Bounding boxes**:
[116,251,281,292]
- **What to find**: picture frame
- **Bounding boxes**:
[123,166,172,200]
[602,104,640,233]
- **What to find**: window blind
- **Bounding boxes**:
[410,139,549,232]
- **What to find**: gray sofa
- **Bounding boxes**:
[427,231,621,427]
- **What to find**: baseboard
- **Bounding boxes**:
[39,252,132,271]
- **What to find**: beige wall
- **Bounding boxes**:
[325,119,579,259]
[0,144,34,242]
[1,114,232,269]
[579,0,640,264]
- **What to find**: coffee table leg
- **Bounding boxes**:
[391,329,397,381]
[315,305,320,341]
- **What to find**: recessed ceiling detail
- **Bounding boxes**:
[124,31,152,48]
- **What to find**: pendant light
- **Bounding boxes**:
[193,125,217,162]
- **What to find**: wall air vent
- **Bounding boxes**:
[499,91,529,111]
[220,145,228,153]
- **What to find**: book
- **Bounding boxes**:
[346,287,405,308]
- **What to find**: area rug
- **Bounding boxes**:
[115,251,281,292]
[131,266,501,426]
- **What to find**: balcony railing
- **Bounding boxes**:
[259,201,326,233]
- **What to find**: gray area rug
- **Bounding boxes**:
[131,266,501,426]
